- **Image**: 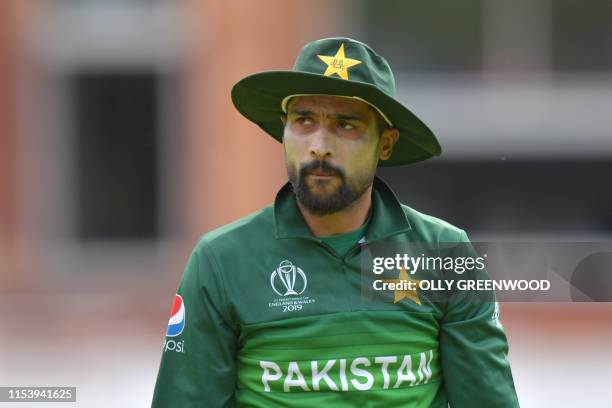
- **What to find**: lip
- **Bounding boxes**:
[308,172,336,178]
[308,168,337,176]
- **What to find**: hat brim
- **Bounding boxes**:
[231,71,441,166]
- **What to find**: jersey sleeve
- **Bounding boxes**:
[151,243,237,408]
[439,230,520,408]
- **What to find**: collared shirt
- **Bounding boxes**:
[318,216,370,258]
[152,177,519,408]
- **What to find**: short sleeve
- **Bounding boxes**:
[439,230,520,408]
[152,244,237,407]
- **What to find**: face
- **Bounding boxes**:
[282,95,399,215]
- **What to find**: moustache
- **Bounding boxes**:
[299,161,345,178]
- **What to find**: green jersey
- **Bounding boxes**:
[152,177,519,407]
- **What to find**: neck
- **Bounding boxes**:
[297,185,373,237]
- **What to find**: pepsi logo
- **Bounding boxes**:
[166,294,186,337]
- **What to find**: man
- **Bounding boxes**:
[152,37,519,407]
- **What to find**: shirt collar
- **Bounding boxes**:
[273,176,412,242]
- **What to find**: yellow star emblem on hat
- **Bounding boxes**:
[317,43,362,80]
[382,267,422,305]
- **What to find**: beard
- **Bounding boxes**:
[287,160,374,216]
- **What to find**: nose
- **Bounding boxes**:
[309,127,334,160]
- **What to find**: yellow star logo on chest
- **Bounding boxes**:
[382,267,422,305]
[317,43,362,80]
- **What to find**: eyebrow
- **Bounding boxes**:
[288,109,366,122]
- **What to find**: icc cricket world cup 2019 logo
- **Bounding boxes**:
[271,260,307,296]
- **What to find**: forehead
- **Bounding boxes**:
[286,95,373,117]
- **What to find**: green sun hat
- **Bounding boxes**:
[231,37,441,166]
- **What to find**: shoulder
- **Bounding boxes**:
[193,204,275,255]
[400,203,469,243]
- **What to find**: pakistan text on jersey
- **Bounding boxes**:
[259,350,435,393]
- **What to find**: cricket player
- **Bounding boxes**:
[152,37,519,407]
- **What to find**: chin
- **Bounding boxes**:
[308,183,339,197]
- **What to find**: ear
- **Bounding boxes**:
[280,113,287,126]
[378,128,400,161]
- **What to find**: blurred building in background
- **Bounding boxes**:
[1,1,611,406]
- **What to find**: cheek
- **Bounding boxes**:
[342,139,379,171]
[283,132,311,161]
[283,136,304,175]
[283,137,298,163]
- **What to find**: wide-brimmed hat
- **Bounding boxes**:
[231,37,441,166]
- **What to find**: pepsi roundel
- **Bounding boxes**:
[166,294,186,337]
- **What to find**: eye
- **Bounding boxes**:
[295,116,313,126]
[338,120,355,130]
